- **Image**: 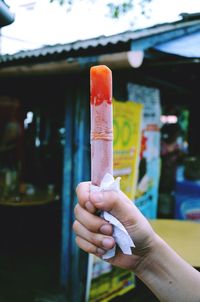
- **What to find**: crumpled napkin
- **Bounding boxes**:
[90,173,135,260]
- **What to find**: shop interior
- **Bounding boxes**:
[0,77,67,301]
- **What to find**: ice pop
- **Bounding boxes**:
[90,65,113,186]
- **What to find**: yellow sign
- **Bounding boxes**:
[113,99,143,200]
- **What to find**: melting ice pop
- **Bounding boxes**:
[90,65,113,186]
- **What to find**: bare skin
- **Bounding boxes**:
[73,182,200,302]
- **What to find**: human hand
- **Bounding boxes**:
[73,182,157,272]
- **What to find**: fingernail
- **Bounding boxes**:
[102,238,114,249]
[96,248,106,256]
[100,224,112,235]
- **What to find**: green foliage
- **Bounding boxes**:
[107,0,133,18]
[49,0,152,18]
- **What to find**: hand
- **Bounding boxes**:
[73,182,157,272]
[74,182,200,302]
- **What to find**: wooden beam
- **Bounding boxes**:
[0,52,131,77]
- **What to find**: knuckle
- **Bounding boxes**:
[74,204,79,216]
[72,220,79,233]
[76,182,90,207]
[75,183,82,195]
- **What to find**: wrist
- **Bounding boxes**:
[132,232,200,302]
[133,233,163,277]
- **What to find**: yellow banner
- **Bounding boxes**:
[113,99,143,200]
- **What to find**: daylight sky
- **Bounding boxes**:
[1,0,200,54]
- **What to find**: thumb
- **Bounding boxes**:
[89,190,143,227]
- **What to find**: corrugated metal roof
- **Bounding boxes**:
[155,31,200,58]
[0,15,200,65]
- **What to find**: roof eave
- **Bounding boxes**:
[0,1,15,28]
[0,16,199,74]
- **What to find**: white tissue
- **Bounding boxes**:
[90,173,135,260]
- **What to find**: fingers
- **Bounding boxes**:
[75,236,105,257]
[73,220,115,254]
[75,182,115,257]
[76,182,96,214]
[74,204,113,235]
[76,182,90,206]
[75,181,145,231]
[89,190,143,227]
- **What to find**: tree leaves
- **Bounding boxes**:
[107,0,133,18]
[49,0,152,18]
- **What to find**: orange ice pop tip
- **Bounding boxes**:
[90,65,111,75]
[90,65,112,106]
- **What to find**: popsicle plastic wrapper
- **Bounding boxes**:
[90,65,135,259]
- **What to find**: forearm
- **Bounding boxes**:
[135,235,200,302]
